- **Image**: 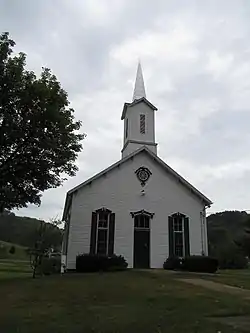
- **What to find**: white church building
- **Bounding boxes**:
[62,63,212,269]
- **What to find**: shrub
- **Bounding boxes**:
[9,245,16,254]
[107,255,128,271]
[76,254,128,273]
[41,257,61,275]
[218,250,248,269]
[163,256,182,270]
[163,255,218,273]
[181,255,218,273]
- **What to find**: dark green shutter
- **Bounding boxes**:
[90,212,97,254]
[108,213,115,256]
[184,217,190,256]
[168,216,174,257]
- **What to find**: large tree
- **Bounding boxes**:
[0,32,85,212]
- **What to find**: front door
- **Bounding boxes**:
[134,229,150,268]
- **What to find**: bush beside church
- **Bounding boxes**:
[76,254,128,272]
[163,255,218,273]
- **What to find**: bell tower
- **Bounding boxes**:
[121,62,158,158]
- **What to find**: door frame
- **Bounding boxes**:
[131,210,154,268]
[133,228,150,268]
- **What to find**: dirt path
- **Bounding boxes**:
[178,278,250,299]
[177,278,250,331]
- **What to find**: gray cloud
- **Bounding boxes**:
[1,0,250,219]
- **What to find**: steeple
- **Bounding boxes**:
[121,63,158,159]
[132,62,146,101]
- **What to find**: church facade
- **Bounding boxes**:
[62,63,212,269]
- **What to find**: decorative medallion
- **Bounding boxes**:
[135,166,152,186]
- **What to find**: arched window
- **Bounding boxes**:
[90,208,115,256]
[168,213,190,257]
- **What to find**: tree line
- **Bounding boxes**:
[208,210,250,268]
[0,210,62,250]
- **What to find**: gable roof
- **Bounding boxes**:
[62,147,212,220]
[121,97,157,120]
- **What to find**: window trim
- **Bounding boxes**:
[130,209,154,219]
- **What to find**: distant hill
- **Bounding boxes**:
[0,240,28,260]
[0,211,62,251]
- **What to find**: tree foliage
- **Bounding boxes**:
[0,32,85,212]
[208,210,250,269]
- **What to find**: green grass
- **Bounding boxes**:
[0,259,31,279]
[0,240,29,260]
[203,269,250,290]
[0,270,250,332]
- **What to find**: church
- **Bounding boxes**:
[62,63,212,269]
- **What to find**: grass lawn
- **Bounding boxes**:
[1,270,250,332]
[203,269,250,290]
[0,259,31,279]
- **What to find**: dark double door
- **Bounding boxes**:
[133,229,150,268]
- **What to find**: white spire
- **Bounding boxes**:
[132,61,146,101]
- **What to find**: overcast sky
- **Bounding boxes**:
[1,0,250,220]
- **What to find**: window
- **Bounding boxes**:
[174,230,184,257]
[96,211,109,255]
[131,210,154,229]
[125,118,128,138]
[173,216,183,232]
[98,211,109,228]
[169,213,190,257]
[134,214,150,229]
[140,114,146,134]
[90,209,115,256]
[173,215,184,257]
